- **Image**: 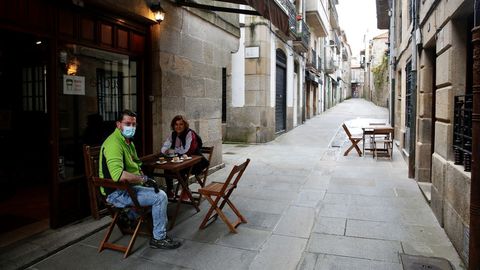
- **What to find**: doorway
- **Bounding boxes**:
[0,31,50,246]
[275,49,287,133]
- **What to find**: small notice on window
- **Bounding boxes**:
[63,75,85,95]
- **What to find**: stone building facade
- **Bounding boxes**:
[367,32,389,108]
[0,0,246,239]
[224,0,350,143]
[154,0,240,165]
[378,0,474,265]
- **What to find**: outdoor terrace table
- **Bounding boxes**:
[143,155,202,229]
[362,123,394,157]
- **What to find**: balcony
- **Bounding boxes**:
[330,31,341,52]
[306,49,317,71]
[329,1,339,29]
[305,0,329,37]
[325,58,338,74]
[306,49,323,73]
[292,19,310,53]
[285,0,296,39]
[275,0,297,40]
[342,48,348,61]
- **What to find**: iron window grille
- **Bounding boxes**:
[453,94,473,172]
[405,61,413,128]
[22,65,46,112]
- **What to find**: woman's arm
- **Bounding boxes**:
[160,134,173,154]
[175,131,193,155]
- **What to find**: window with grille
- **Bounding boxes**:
[22,65,46,112]
[96,61,137,121]
[453,95,472,172]
[405,61,413,128]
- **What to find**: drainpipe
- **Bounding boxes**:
[408,0,419,178]
[469,1,480,269]
[388,0,395,126]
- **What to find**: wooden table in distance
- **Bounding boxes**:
[362,124,394,157]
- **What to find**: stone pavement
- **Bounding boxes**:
[27,99,463,270]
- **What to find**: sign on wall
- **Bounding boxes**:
[63,75,85,95]
[245,46,260,59]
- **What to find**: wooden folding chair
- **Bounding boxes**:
[342,123,362,156]
[198,159,250,233]
[195,146,214,188]
[371,128,394,159]
[83,145,151,258]
[188,146,214,203]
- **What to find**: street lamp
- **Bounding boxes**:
[150,1,165,23]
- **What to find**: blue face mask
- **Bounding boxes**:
[121,126,136,139]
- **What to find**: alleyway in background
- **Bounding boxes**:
[29,99,463,270]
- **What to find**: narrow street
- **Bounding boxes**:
[29,99,463,270]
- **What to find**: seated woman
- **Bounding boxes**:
[161,115,204,198]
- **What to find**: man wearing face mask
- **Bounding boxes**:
[99,109,181,250]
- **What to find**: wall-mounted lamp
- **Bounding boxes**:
[150,2,165,23]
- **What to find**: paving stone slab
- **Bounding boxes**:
[274,206,315,238]
[307,233,402,263]
[215,227,271,251]
[223,209,282,231]
[30,243,186,270]
[294,190,326,208]
[401,242,465,270]
[400,253,453,270]
[140,239,256,270]
[248,235,307,270]
[312,217,346,236]
[346,219,448,244]
[297,253,402,270]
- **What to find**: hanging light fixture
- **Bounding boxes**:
[150,1,165,23]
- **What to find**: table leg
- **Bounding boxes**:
[362,130,365,158]
[169,168,201,230]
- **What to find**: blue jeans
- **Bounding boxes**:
[107,186,168,240]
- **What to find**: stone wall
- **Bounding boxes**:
[427,0,473,264]
[226,20,274,143]
[152,1,240,165]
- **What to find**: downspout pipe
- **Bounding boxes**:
[469,1,480,269]
[408,0,419,178]
[389,0,395,127]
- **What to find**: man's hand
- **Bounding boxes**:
[142,176,160,193]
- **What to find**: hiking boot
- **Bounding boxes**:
[149,236,181,249]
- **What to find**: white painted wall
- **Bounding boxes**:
[293,72,298,126]
[231,27,245,107]
[270,32,276,107]
[286,46,294,107]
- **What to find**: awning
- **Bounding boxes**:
[306,71,323,85]
[176,0,289,35]
[328,74,338,86]
[240,0,289,35]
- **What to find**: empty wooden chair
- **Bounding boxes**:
[342,123,362,156]
[190,146,214,204]
[371,128,394,159]
[195,146,214,188]
[83,145,151,258]
[198,159,250,233]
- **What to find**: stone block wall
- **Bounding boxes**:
[151,1,240,166]
[429,3,472,264]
